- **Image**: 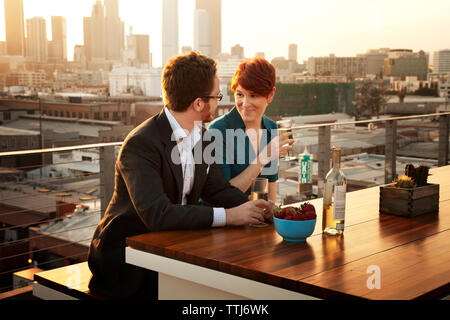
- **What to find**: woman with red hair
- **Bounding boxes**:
[208,58,293,203]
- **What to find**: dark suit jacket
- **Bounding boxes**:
[87,109,248,299]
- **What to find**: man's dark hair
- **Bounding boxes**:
[162,51,217,112]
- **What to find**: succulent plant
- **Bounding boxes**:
[415,165,429,187]
[403,163,429,187]
[394,175,416,189]
[404,163,416,181]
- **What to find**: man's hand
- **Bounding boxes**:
[225,199,274,226]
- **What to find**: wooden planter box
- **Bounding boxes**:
[379,183,439,217]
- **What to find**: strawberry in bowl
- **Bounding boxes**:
[273,202,317,242]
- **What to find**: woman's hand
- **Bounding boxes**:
[257,132,294,165]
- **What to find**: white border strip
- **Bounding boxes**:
[126,247,318,300]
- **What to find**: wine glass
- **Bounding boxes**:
[249,178,269,227]
[276,119,294,161]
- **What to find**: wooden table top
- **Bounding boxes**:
[126,166,450,300]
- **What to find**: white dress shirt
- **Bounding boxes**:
[164,108,226,227]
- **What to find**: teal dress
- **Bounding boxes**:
[208,106,279,197]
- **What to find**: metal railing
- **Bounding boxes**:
[0,111,448,296]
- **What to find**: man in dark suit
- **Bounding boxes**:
[87,52,274,299]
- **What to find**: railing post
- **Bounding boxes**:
[318,126,331,196]
[385,120,397,184]
[99,145,115,218]
[438,114,449,166]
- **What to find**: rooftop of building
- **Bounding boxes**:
[2,115,123,138]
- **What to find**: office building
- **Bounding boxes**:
[90,1,107,60]
[307,54,367,78]
[359,48,389,76]
[26,17,48,63]
[196,0,221,57]
[382,49,428,80]
[127,34,151,67]
[105,0,125,61]
[194,9,211,56]
[288,44,298,62]
[48,16,67,62]
[433,49,450,74]
[4,0,26,56]
[231,44,244,59]
[162,0,179,66]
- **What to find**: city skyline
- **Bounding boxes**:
[1,0,450,67]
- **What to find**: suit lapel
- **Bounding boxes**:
[156,109,183,203]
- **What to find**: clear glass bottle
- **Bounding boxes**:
[322,147,347,236]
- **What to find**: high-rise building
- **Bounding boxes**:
[90,1,107,60]
[162,0,179,66]
[194,9,210,56]
[433,49,450,74]
[26,17,48,63]
[105,0,125,61]
[83,17,92,62]
[288,44,298,62]
[4,0,26,56]
[255,52,265,58]
[195,0,221,57]
[49,16,67,62]
[130,34,150,67]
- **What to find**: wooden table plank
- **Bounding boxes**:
[301,230,450,300]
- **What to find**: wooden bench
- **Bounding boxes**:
[33,262,106,300]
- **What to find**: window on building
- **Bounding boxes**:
[66,111,70,117]
[72,112,76,118]
[113,112,119,120]
[48,110,52,116]
[3,111,11,121]
[84,112,89,119]
[122,111,127,119]
[94,112,100,120]
[104,112,109,120]
[78,112,82,118]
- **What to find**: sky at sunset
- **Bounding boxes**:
[1,0,450,67]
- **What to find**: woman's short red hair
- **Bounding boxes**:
[231,58,276,97]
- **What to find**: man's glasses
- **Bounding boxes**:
[203,92,223,102]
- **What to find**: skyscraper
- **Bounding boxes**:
[194,9,210,56]
[50,16,67,62]
[105,0,124,61]
[162,0,179,66]
[83,17,92,62]
[288,44,298,62]
[4,0,25,56]
[195,0,221,57]
[26,17,48,63]
[91,0,107,60]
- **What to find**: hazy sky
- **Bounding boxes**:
[1,0,450,67]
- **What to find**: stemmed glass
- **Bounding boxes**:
[249,178,269,227]
[276,119,295,161]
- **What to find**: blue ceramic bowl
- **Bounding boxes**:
[273,217,317,242]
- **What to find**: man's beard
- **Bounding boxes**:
[201,102,214,122]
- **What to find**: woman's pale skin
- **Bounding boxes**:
[230,85,294,203]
